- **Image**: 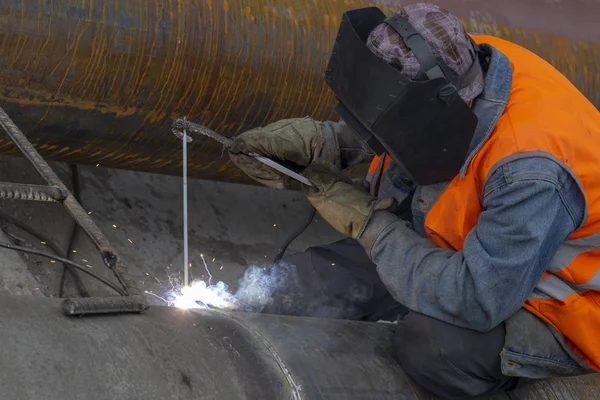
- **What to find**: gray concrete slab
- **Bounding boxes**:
[0,155,343,302]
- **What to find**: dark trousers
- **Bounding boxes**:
[261,239,518,399]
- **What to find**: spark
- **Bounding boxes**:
[212,257,215,262]
[112,224,117,228]
[82,259,88,263]
[72,250,77,253]
[40,241,46,245]
[50,260,55,263]
[128,238,133,244]
[96,164,100,167]
[273,223,277,227]
[331,263,336,266]
[88,211,92,215]
[154,276,161,284]
[86,265,93,268]
[220,266,224,270]
[145,273,150,276]
[200,254,213,285]
[144,290,168,304]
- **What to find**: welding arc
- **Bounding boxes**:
[0,242,126,295]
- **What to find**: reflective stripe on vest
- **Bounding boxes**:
[536,259,600,301]
[548,232,600,292]
[535,274,578,301]
[424,35,600,371]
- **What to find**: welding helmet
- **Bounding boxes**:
[325,7,479,185]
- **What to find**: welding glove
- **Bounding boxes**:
[229,117,327,189]
[302,160,396,239]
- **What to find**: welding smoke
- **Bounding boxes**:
[170,260,372,320]
[234,262,300,312]
[169,262,299,311]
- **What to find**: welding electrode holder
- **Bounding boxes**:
[171,119,314,187]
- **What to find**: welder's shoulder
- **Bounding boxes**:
[482,156,585,225]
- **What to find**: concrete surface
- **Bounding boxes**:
[0,155,343,301]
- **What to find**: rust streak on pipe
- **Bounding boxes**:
[0,0,598,183]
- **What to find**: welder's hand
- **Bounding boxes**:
[229,118,324,189]
[303,160,396,239]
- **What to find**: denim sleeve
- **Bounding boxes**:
[358,157,586,332]
[320,120,374,169]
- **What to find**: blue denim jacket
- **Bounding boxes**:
[321,43,594,378]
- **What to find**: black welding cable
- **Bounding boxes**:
[0,210,90,296]
[272,205,317,264]
[0,241,126,296]
[59,164,86,298]
[60,226,83,298]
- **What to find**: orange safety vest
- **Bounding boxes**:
[366,154,391,195]
[367,35,600,371]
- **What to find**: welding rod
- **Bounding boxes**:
[182,118,189,288]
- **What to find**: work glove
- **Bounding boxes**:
[229,117,324,189]
[303,160,396,239]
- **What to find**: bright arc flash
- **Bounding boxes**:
[171,280,238,310]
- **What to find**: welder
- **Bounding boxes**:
[229,3,600,398]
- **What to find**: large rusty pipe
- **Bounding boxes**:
[1,294,600,399]
[0,0,598,183]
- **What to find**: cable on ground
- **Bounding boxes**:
[0,242,126,295]
[0,210,89,297]
[273,205,317,264]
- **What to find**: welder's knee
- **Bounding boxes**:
[393,312,518,399]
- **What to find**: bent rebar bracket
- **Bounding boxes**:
[0,106,148,316]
